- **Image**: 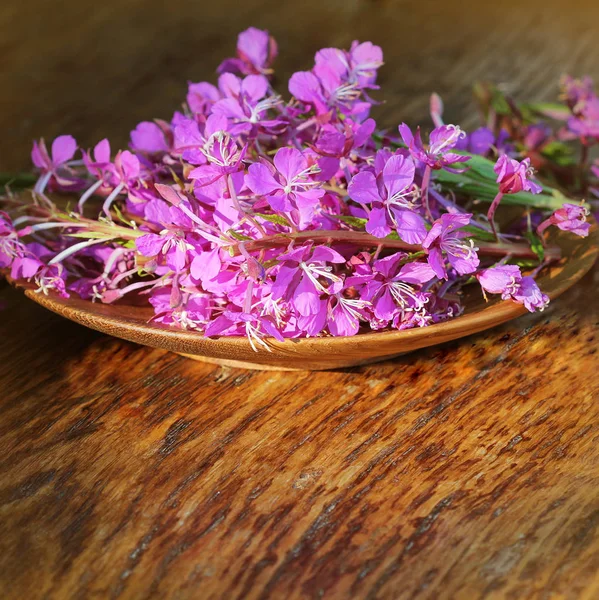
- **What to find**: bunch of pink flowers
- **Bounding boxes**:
[0,28,594,348]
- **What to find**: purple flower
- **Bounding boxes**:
[211,74,283,136]
[422,213,479,278]
[192,170,245,233]
[289,42,381,120]
[172,114,228,165]
[347,151,426,242]
[217,27,278,77]
[130,121,169,154]
[149,287,213,330]
[347,41,384,89]
[313,42,383,91]
[399,124,470,170]
[271,245,345,317]
[31,135,84,193]
[34,263,69,298]
[477,265,549,312]
[567,96,599,140]
[206,308,284,351]
[537,203,591,238]
[186,81,221,116]
[326,290,369,336]
[314,119,376,159]
[561,75,595,112]
[10,250,43,281]
[246,147,324,229]
[135,189,195,272]
[0,212,23,268]
[360,253,436,322]
[84,138,113,181]
[494,155,542,195]
[455,127,495,156]
[523,123,552,152]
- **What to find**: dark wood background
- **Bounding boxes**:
[1,1,599,598]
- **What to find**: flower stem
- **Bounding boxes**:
[486,191,504,242]
[229,229,560,261]
[580,143,590,195]
[421,165,433,221]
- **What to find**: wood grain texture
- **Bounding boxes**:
[1,0,599,598]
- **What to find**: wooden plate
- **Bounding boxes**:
[7,224,598,370]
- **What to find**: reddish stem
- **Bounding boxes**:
[230,229,560,261]
[487,191,504,242]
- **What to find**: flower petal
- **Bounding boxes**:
[51,135,77,166]
[348,171,381,205]
[273,147,307,183]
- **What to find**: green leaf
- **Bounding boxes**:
[227,229,252,242]
[520,102,570,121]
[460,225,496,242]
[511,258,539,269]
[67,231,115,240]
[435,152,581,211]
[255,212,292,227]
[490,89,512,116]
[0,172,37,189]
[540,141,576,167]
[113,204,133,226]
[331,214,368,229]
[525,231,545,263]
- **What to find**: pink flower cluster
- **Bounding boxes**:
[1,29,593,348]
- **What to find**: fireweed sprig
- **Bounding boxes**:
[1,28,595,348]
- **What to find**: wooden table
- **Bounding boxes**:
[2,1,599,598]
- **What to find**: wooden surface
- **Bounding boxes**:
[1,1,599,598]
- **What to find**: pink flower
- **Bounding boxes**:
[494,155,542,195]
[347,150,426,242]
[186,81,221,116]
[217,27,278,77]
[477,265,549,312]
[399,124,470,171]
[211,74,284,136]
[271,245,345,317]
[0,212,24,268]
[422,213,480,279]
[31,135,84,193]
[130,121,169,154]
[245,147,324,229]
[537,203,591,238]
[359,253,436,322]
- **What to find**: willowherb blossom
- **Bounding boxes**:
[246,147,325,229]
[130,121,170,154]
[561,75,596,113]
[537,202,591,238]
[4,29,591,348]
[0,212,24,268]
[493,154,542,196]
[289,40,382,121]
[567,96,599,140]
[422,213,479,279]
[486,155,543,240]
[218,27,278,77]
[271,245,345,317]
[347,150,426,242]
[477,265,549,312]
[399,124,470,171]
[211,73,284,136]
[31,135,85,194]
